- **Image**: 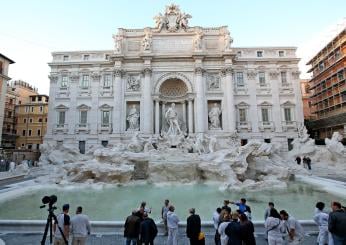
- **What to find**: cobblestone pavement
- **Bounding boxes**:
[0,233,317,245]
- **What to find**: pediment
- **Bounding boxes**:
[281,101,295,106]
[55,104,69,110]
[77,104,91,110]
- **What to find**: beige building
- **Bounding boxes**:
[0,54,15,144]
[1,81,38,149]
[16,95,49,150]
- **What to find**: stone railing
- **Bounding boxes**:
[0,220,319,234]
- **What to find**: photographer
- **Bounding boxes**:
[53,204,70,245]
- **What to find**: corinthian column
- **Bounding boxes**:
[142,68,153,134]
[113,69,123,133]
[195,67,206,133]
[188,99,193,134]
[223,67,236,132]
[155,100,160,134]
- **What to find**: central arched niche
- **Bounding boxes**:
[159,78,188,99]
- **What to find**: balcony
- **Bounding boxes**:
[53,124,68,134]
[78,86,91,97]
[280,83,294,94]
[75,123,90,134]
[259,121,275,132]
[237,121,252,132]
[99,86,113,97]
[281,121,297,132]
[256,84,271,95]
[235,86,249,95]
[98,123,113,133]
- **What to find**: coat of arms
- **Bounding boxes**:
[153,4,192,32]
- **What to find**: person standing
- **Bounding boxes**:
[167,205,179,245]
[139,212,157,245]
[70,206,91,245]
[306,157,312,170]
[53,203,70,245]
[313,202,330,245]
[213,207,222,245]
[239,213,256,245]
[328,201,346,245]
[302,156,307,169]
[218,212,230,245]
[280,210,304,244]
[161,199,170,236]
[186,208,202,245]
[265,208,285,245]
[225,212,242,245]
[230,198,247,213]
[295,156,301,165]
[264,202,275,240]
[124,210,141,245]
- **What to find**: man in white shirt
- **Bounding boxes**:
[54,204,70,245]
[280,210,304,245]
[167,205,179,245]
[70,206,91,245]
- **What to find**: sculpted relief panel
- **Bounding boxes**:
[153,37,193,53]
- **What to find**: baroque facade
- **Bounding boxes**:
[46,4,303,152]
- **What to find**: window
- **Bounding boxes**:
[31,97,35,102]
[28,130,32,136]
[38,96,42,102]
[335,49,341,59]
[237,51,242,57]
[103,74,112,88]
[83,54,90,61]
[63,55,69,61]
[278,51,284,57]
[236,72,244,87]
[101,111,110,125]
[319,62,324,71]
[105,54,110,60]
[31,107,34,112]
[45,118,48,122]
[37,129,41,136]
[61,76,68,88]
[38,118,43,123]
[24,118,27,123]
[281,71,287,84]
[338,71,344,81]
[22,130,26,136]
[9,99,13,105]
[28,144,32,150]
[258,72,266,86]
[261,108,269,122]
[284,108,292,122]
[40,106,43,112]
[29,118,33,123]
[257,51,263,57]
[81,75,89,88]
[25,106,29,112]
[8,111,12,117]
[239,108,247,122]
[80,111,88,125]
[58,111,66,125]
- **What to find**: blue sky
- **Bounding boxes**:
[1,0,345,94]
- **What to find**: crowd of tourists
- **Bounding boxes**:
[51,198,346,245]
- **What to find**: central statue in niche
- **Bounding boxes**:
[165,103,182,136]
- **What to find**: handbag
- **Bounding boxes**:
[198,232,205,240]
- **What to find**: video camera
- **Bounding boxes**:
[40,195,57,209]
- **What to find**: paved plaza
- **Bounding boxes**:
[0,232,317,245]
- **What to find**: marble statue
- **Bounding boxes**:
[9,162,16,173]
[154,4,191,32]
[127,132,145,153]
[194,31,203,51]
[142,32,152,51]
[127,105,140,131]
[205,134,217,153]
[113,34,122,53]
[224,30,233,51]
[194,133,206,154]
[177,12,192,30]
[165,103,182,136]
[153,13,167,32]
[325,132,345,155]
[127,76,141,91]
[208,103,222,129]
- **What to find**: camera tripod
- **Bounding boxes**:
[40,206,68,245]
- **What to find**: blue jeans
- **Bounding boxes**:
[126,237,137,245]
[332,234,346,245]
